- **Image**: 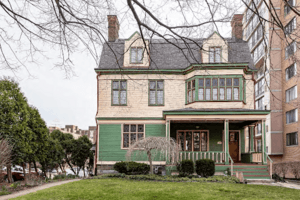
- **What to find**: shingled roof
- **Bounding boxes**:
[97,37,255,70]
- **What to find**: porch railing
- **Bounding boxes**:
[227,152,234,176]
[252,153,262,163]
[265,152,273,179]
[177,151,225,164]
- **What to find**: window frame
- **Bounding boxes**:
[286,63,297,81]
[111,80,127,106]
[286,108,298,124]
[130,47,143,64]
[177,130,209,152]
[284,17,296,36]
[148,80,164,106]
[284,0,295,16]
[209,47,222,63]
[286,85,297,103]
[186,75,244,104]
[286,132,298,146]
[121,124,145,149]
[285,41,297,59]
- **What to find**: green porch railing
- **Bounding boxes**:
[178,151,225,164]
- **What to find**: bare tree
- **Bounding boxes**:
[290,162,300,179]
[126,137,181,174]
[0,138,12,169]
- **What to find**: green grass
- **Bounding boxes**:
[13,178,300,200]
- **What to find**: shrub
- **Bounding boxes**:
[53,174,67,180]
[113,161,150,175]
[195,159,215,177]
[176,160,194,177]
[272,173,284,182]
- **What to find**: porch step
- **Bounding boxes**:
[234,168,267,171]
[234,172,269,176]
[230,164,271,180]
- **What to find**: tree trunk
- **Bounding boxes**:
[33,161,38,174]
[6,164,13,183]
[22,163,27,182]
[29,162,32,174]
[83,166,86,177]
[66,157,76,174]
[147,150,153,175]
[59,163,64,173]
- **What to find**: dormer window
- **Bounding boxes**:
[130,47,143,63]
[209,47,221,63]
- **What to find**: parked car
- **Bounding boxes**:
[0,166,40,182]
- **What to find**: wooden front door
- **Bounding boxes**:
[229,131,239,162]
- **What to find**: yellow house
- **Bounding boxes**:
[94,15,272,180]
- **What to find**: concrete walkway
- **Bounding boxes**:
[0,179,81,200]
[248,181,300,190]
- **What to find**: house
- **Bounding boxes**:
[94,15,272,179]
[48,125,95,142]
[242,0,300,177]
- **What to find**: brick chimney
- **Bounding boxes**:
[107,15,119,42]
[231,14,244,40]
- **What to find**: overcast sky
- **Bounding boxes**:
[1,1,244,130]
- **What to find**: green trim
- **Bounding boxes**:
[126,31,141,41]
[96,117,164,120]
[250,126,255,152]
[240,129,245,154]
[262,120,267,164]
[225,120,229,165]
[148,80,164,106]
[185,82,187,104]
[111,80,127,106]
[243,78,247,104]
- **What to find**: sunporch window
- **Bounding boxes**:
[177,130,209,151]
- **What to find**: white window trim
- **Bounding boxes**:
[286,85,297,103]
[286,109,298,124]
[121,124,145,149]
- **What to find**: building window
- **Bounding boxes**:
[177,130,209,151]
[257,123,262,135]
[286,63,297,80]
[286,109,298,124]
[112,80,127,105]
[286,132,298,146]
[257,139,262,152]
[256,97,264,110]
[255,78,264,97]
[209,47,221,63]
[286,85,297,102]
[285,41,296,59]
[149,80,164,105]
[122,124,144,148]
[285,18,296,36]
[187,80,195,103]
[284,0,295,16]
[130,47,143,63]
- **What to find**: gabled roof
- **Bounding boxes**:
[97,37,255,70]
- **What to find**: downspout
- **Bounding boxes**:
[94,72,100,175]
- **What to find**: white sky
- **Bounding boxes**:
[1,1,245,130]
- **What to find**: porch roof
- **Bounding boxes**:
[163,108,270,119]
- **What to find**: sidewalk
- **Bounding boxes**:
[248,181,300,190]
[0,179,81,200]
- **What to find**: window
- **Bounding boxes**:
[257,139,262,152]
[149,80,164,105]
[187,80,195,103]
[286,85,297,102]
[285,41,296,59]
[252,42,265,63]
[255,78,264,97]
[198,79,204,100]
[122,124,144,148]
[177,130,208,151]
[130,47,143,63]
[286,63,297,80]
[112,80,127,105]
[286,109,298,124]
[284,0,295,16]
[285,18,296,36]
[209,47,221,63]
[286,132,298,146]
[257,123,262,135]
[256,97,264,110]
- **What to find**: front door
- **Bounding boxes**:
[229,131,239,162]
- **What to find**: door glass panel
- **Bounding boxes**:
[186,132,192,151]
[193,132,200,151]
[201,132,207,151]
[178,132,184,151]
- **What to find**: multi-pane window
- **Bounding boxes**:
[286,109,298,124]
[192,77,241,102]
[187,80,196,103]
[285,41,296,59]
[284,0,295,16]
[149,80,164,105]
[256,97,264,110]
[285,18,296,36]
[257,139,262,152]
[257,123,262,135]
[286,85,297,102]
[286,63,297,80]
[130,47,143,63]
[255,78,264,97]
[112,80,127,105]
[177,130,208,151]
[286,132,298,146]
[123,124,144,148]
[252,42,265,63]
[209,47,221,63]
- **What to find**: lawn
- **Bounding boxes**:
[13,178,300,200]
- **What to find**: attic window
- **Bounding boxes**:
[209,47,221,63]
[130,47,143,63]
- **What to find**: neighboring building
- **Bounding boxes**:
[94,15,272,179]
[242,0,300,166]
[49,125,95,142]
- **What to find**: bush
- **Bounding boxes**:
[272,173,284,182]
[113,161,150,175]
[53,174,67,180]
[195,159,215,177]
[176,160,194,177]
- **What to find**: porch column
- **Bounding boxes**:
[249,125,255,153]
[262,120,267,165]
[166,120,170,164]
[224,119,229,165]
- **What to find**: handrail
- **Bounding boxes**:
[227,152,234,176]
[265,152,273,178]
